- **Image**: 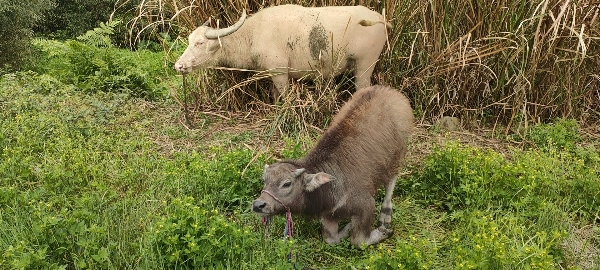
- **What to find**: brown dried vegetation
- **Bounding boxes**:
[133,0,600,135]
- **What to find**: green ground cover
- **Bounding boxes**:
[1,38,598,269]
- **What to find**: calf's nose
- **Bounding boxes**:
[252,200,266,212]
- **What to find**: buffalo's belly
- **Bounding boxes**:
[286,57,351,79]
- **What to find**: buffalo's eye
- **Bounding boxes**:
[281,182,292,188]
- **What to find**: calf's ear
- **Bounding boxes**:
[304,172,333,192]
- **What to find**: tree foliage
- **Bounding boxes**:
[34,0,141,47]
[77,20,122,48]
[0,0,55,70]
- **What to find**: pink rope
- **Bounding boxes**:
[261,190,294,260]
[261,190,294,238]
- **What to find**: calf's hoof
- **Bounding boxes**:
[377,225,394,238]
[377,221,392,229]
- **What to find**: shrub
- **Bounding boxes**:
[167,147,266,209]
[0,71,167,268]
[144,196,265,269]
[0,192,116,269]
[404,143,509,211]
[448,210,568,269]
[527,118,580,151]
[364,237,438,269]
[29,38,169,100]
[407,141,600,217]
[35,0,113,38]
[143,196,301,269]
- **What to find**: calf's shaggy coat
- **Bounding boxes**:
[252,85,414,247]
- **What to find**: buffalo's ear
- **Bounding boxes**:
[304,172,334,192]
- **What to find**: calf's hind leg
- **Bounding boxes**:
[350,215,393,247]
[321,217,352,244]
[378,176,397,229]
[349,198,392,247]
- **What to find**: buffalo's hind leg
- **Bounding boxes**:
[352,58,377,90]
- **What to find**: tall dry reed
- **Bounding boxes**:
[135,0,600,134]
[388,0,599,133]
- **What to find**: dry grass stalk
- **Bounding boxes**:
[136,0,600,134]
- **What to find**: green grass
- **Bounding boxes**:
[1,38,599,269]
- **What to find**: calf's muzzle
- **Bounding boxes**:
[252,199,266,212]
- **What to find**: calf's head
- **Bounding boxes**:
[173,10,247,73]
[252,162,333,215]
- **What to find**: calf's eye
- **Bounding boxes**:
[282,182,292,188]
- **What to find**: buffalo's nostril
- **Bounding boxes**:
[252,200,266,212]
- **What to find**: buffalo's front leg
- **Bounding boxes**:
[269,73,289,103]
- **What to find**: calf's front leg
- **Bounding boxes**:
[321,217,341,244]
[321,217,352,244]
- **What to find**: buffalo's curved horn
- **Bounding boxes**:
[205,9,247,39]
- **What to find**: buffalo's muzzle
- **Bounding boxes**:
[173,63,188,73]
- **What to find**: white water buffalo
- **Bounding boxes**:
[174,5,390,101]
[252,85,414,247]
